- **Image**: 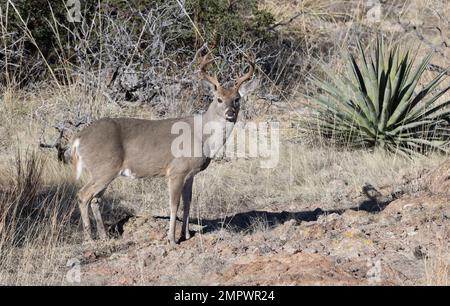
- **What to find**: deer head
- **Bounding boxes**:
[199,51,258,123]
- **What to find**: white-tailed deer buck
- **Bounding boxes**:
[71,51,257,245]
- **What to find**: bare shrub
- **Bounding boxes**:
[0,4,46,87]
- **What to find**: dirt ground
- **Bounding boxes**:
[71,167,450,286]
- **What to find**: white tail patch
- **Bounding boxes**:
[72,138,83,180]
[120,168,137,179]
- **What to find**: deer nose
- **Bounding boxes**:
[225,109,236,121]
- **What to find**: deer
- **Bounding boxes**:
[71,51,257,245]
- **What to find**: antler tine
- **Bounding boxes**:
[198,51,220,89]
[235,54,255,89]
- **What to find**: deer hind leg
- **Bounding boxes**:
[181,176,194,241]
[91,190,107,240]
[78,177,115,241]
[168,175,185,245]
[78,182,94,241]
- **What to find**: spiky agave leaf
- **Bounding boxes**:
[303,37,450,155]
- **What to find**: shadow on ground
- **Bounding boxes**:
[149,184,400,235]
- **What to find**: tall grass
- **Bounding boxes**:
[0,151,78,285]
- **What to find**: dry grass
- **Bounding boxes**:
[0,0,449,285]
[422,226,450,285]
[424,256,450,286]
[0,151,79,285]
[0,83,448,284]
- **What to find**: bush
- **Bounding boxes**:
[0,0,98,84]
[0,0,274,74]
[187,0,274,45]
[304,38,450,156]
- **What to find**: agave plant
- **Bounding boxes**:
[306,38,450,155]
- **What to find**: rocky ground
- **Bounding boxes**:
[71,161,450,286]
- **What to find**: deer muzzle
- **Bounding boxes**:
[225,109,237,122]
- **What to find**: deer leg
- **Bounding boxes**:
[78,182,94,241]
[78,178,114,241]
[181,176,194,241]
[168,175,185,245]
[91,190,107,240]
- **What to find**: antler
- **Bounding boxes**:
[234,55,255,89]
[198,51,220,89]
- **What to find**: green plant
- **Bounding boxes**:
[305,38,450,155]
[188,0,274,45]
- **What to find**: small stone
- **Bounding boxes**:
[342,210,370,225]
[407,226,418,236]
[317,213,340,224]
[143,254,155,267]
[413,246,426,260]
[283,244,301,255]
[83,251,97,260]
[284,219,297,226]
[160,249,168,258]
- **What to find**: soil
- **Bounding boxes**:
[72,165,450,285]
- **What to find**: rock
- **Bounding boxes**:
[382,194,450,215]
[155,247,168,258]
[329,229,376,260]
[212,253,360,285]
[73,191,450,285]
[413,246,427,260]
[282,243,302,255]
[143,254,156,267]
[83,251,98,261]
[220,246,235,257]
[317,212,340,224]
[428,159,450,195]
[273,218,298,241]
[122,216,169,242]
[341,209,371,226]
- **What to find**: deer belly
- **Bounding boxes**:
[119,157,168,178]
[119,166,166,178]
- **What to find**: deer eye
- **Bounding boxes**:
[217,98,223,103]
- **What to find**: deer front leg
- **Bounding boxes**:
[168,176,185,245]
[181,176,194,241]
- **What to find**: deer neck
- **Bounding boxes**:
[199,105,236,158]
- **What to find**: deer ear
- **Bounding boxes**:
[238,78,259,98]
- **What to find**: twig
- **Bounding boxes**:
[268,12,303,31]
[396,16,449,61]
